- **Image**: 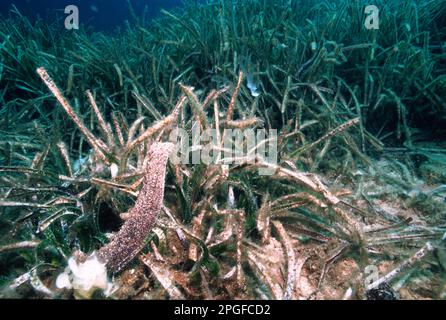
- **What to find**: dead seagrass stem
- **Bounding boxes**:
[36,67,110,165]
[97,142,174,273]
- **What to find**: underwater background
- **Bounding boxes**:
[0,0,445,300]
[0,0,190,31]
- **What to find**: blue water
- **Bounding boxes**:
[0,0,189,31]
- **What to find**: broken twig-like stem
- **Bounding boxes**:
[366,242,434,291]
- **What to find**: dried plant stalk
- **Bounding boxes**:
[36,67,110,164]
[366,242,434,291]
[268,163,340,205]
[140,254,185,299]
[257,195,271,244]
[272,221,296,300]
[112,113,126,147]
[246,249,283,300]
[222,118,264,129]
[56,141,73,177]
[0,201,51,209]
[86,90,115,148]
[226,71,244,121]
[188,210,206,262]
[235,210,246,288]
[292,118,360,156]
[90,178,138,197]
[180,84,208,129]
[127,96,185,150]
[0,241,41,254]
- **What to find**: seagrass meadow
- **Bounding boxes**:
[0,0,446,300]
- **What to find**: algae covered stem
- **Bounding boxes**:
[97,142,174,273]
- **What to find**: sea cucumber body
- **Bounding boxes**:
[97,142,173,273]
